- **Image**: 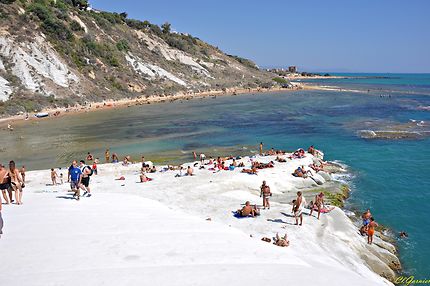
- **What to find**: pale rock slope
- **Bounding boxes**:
[0,154,395,286]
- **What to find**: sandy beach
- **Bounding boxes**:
[0,152,398,285]
[0,86,289,127]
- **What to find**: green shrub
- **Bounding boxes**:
[116,39,129,51]
[80,36,120,67]
[42,17,74,41]
[272,77,289,84]
[28,2,52,21]
[70,19,84,32]
[161,22,171,34]
[98,11,124,24]
[125,18,151,30]
[227,54,258,70]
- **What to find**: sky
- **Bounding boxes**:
[90,0,430,73]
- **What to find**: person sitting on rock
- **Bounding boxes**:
[237,201,259,217]
[186,166,194,176]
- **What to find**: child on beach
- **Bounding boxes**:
[50,168,58,185]
[367,217,378,244]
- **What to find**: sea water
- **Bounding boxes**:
[1,73,429,275]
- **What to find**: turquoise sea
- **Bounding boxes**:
[1,73,429,276]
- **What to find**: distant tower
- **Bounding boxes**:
[288,66,297,73]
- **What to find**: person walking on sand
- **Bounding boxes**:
[50,168,58,185]
[69,161,82,200]
[8,161,24,205]
[367,217,378,244]
[79,160,93,197]
[259,142,263,155]
[260,180,272,209]
[105,149,110,163]
[293,191,306,226]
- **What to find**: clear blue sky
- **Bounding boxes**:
[90,0,430,73]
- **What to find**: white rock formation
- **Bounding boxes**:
[126,52,187,86]
[0,35,79,94]
[136,31,213,78]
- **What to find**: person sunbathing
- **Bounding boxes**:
[309,163,323,172]
[139,173,152,183]
[276,156,287,163]
[237,201,259,217]
[274,233,290,247]
[241,167,258,174]
[301,165,312,176]
[292,167,306,178]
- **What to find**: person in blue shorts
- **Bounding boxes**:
[68,160,82,200]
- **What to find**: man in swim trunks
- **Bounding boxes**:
[8,161,24,205]
[0,164,11,204]
[260,180,272,209]
[293,191,307,226]
[367,217,378,244]
[237,201,259,217]
[69,161,82,200]
[79,160,92,197]
[259,142,263,155]
[309,192,325,220]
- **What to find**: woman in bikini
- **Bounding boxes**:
[8,161,24,205]
[309,192,325,219]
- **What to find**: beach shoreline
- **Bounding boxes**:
[0,83,333,128]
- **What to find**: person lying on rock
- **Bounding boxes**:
[274,233,289,247]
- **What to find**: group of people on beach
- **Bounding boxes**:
[65,159,96,200]
[0,161,25,236]
[360,209,379,244]
[0,161,25,206]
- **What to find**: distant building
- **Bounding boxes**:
[288,66,297,73]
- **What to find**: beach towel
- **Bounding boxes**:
[232,211,254,219]
[313,206,335,213]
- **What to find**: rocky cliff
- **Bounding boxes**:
[0,0,273,115]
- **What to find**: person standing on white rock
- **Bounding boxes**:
[260,180,272,209]
[293,191,307,226]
